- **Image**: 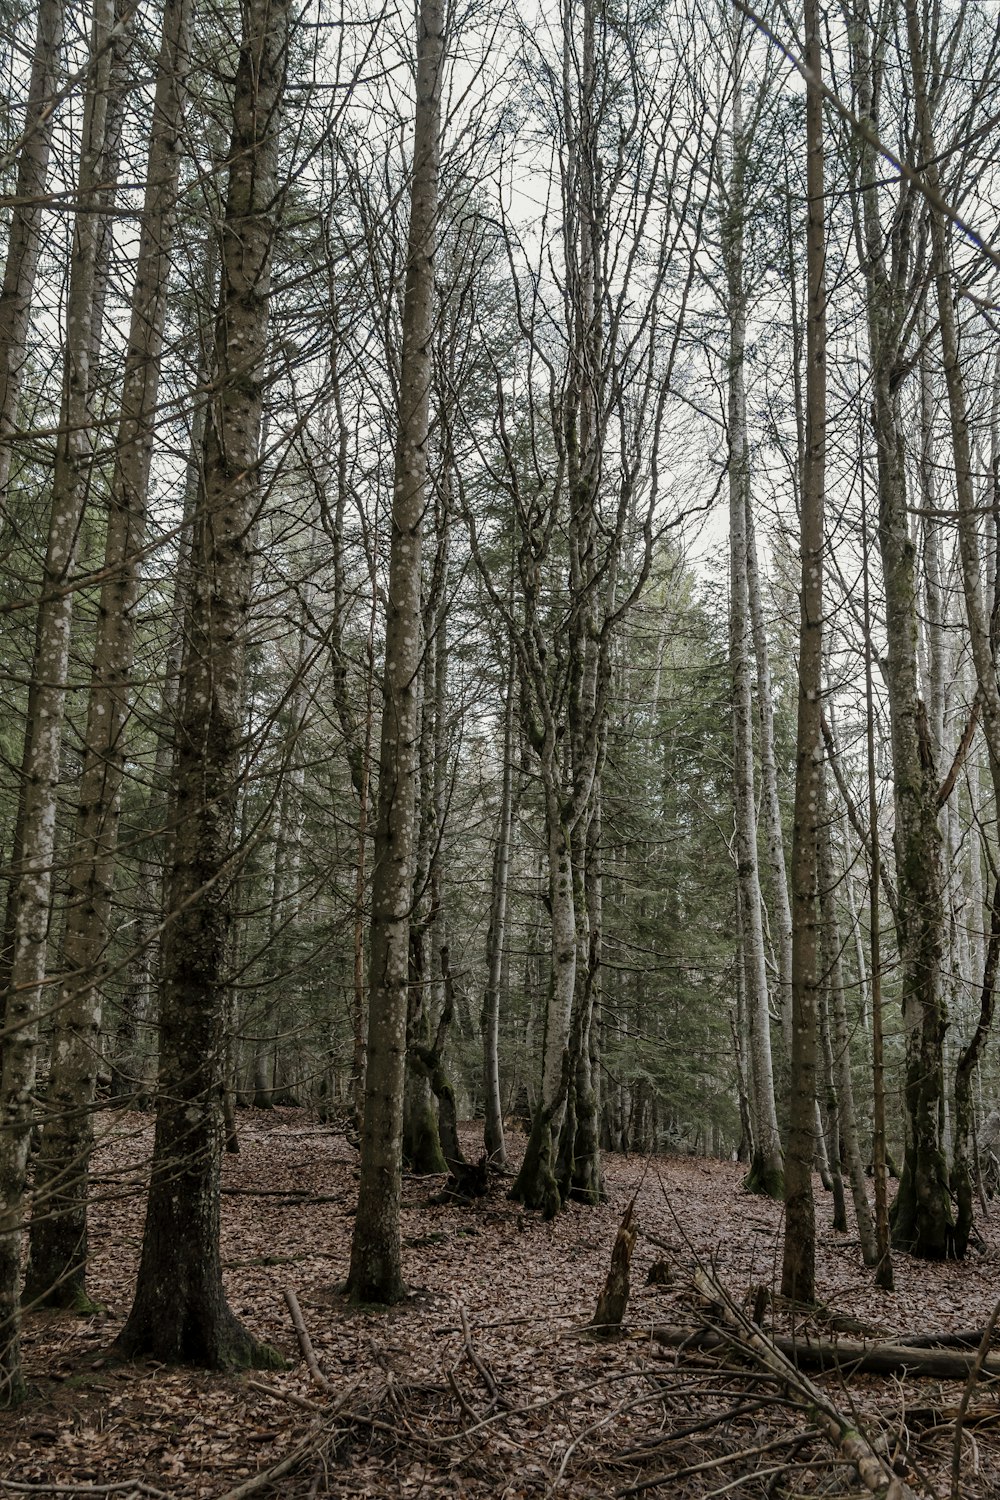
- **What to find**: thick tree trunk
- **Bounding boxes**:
[346,0,443,1304]
[0,0,119,1403]
[0,0,65,991]
[25,0,194,1312]
[114,0,288,1366]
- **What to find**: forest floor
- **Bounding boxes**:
[2,1112,1000,1499]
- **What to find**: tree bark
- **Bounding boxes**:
[482,649,516,1166]
[114,0,288,1366]
[346,0,444,1303]
[818,768,877,1264]
[25,0,195,1312]
[782,0,826,1305]
[723,72,782,1197]
[0,0,119,1403]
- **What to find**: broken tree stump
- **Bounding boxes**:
[590,1196,638,1335]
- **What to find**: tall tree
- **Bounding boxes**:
[720,28,782,1198]
[346,0,445,1304]
[25,0,196,1311]
[114,0,290,1365]
[0,0,121,1402]
[781,0,826,1305]
[848,0,951,1258]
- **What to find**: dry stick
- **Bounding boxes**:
[951,1297,1000,1500]
[283,1285,335,1394]
[459,1304,498,1402]
[247,1377,323,1415]
[447,1365,478,1423]
[689,1269,918,1500]
[617,1428,815,1498]
[0,1486,169,1498]
[213,1427,328,1500]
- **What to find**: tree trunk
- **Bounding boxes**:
[114,0,288,1366]
[819,769,877,1265]
[781,0,825,1305]
[25,0,195,1312]
[482,650,516,1166]
[724,79,782,1198]
[0,0,120,1403]
[346,0,443,1304]
[904,0,1000,1256]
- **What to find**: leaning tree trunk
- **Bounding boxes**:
[0,0,120,1404]
[346,0,444,1304]
[781,0,825,1305]
[24,0,194,1313]
[114,0,289,1367]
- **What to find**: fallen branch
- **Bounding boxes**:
[651,1320,1000,1381]
[460,1305,499,1403]
[686,1269,918,1499]
[283,1286,335,1394]
[213,1426,328,1500]
[0,1485,169,1498]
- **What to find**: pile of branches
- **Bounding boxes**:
[200,1254,1000,1500]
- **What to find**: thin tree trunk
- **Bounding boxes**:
[782,0,825,1305]
[904,0,1000,1253]
[818,777,877,1263]
[25,0,195,1311]
[0,0,64,517]
[817,984,847,1233]
[0,0,119,1402]
[852,0,949,1261]
[346,0,444,1304]
[482,649,516,1166]
[724,75,782,1197]
[746,493,793,1061]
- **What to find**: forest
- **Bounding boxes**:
[3,0,1000,1492]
